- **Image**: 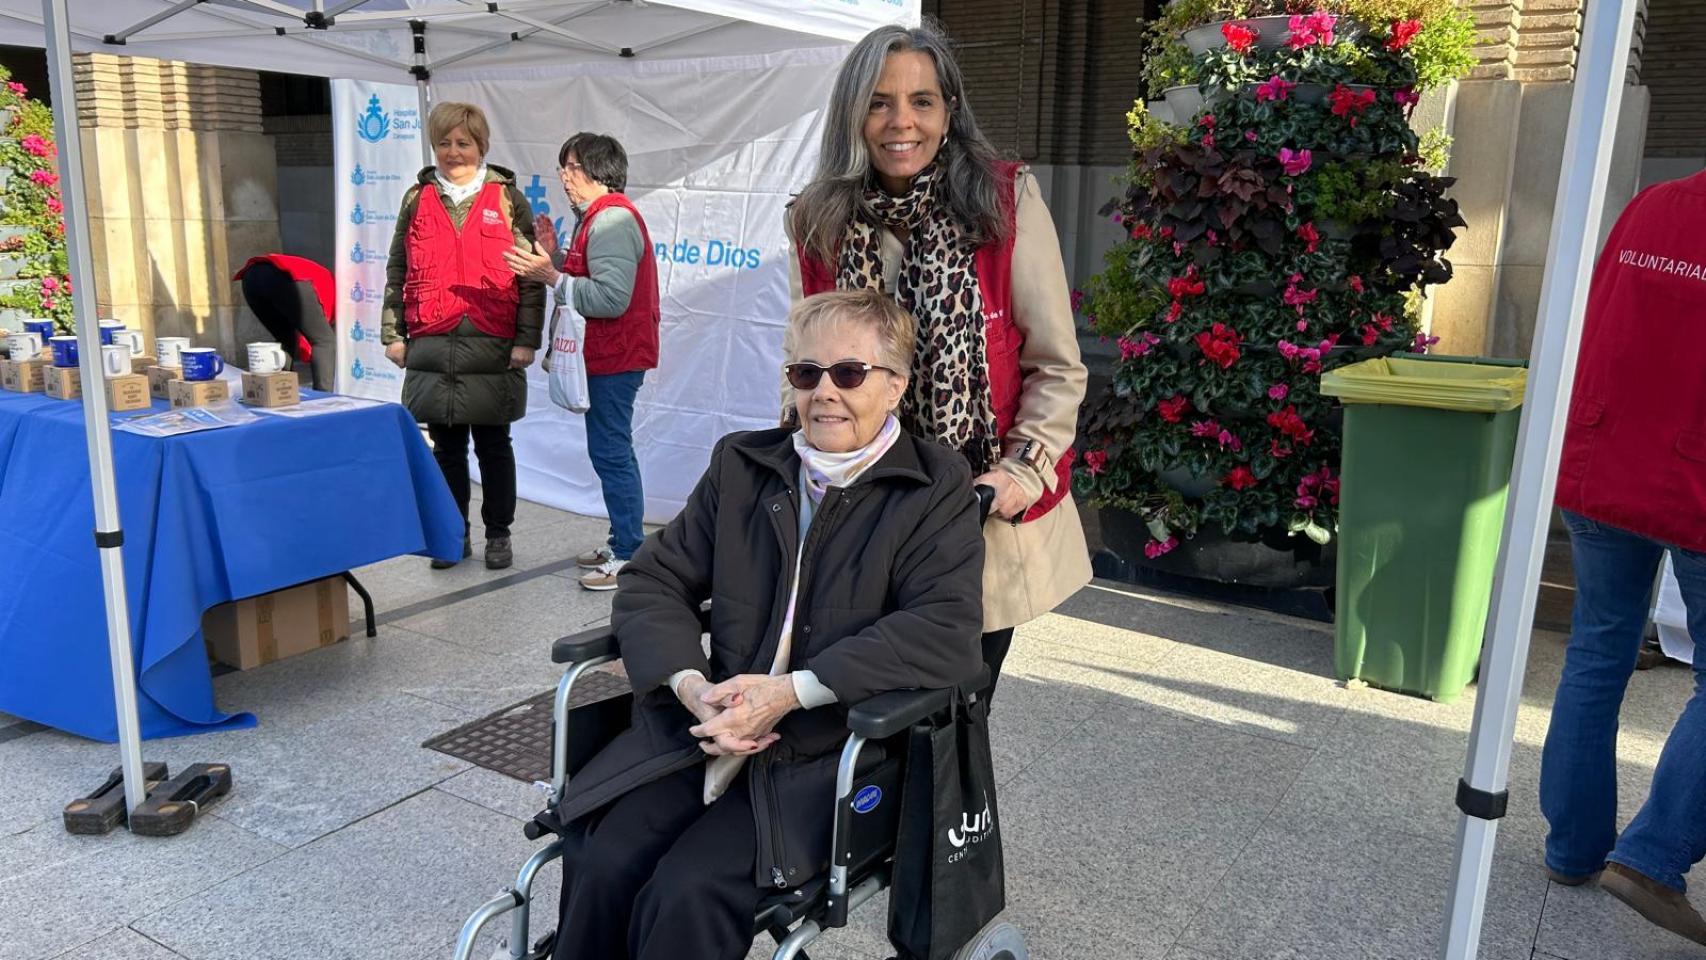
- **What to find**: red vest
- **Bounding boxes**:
[797,162,1075,523]
[1555,170,1706,552]
[403,182,521,339]
[232,253,335,362]
[564,193,660,376]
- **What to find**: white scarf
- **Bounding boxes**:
[435,164,487,207]
[702,414,902,803]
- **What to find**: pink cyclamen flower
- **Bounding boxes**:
[40,297,54,310]
[40,276,58,293]
[1412,332,1441,353]
[1268,383,1290,401]
[1118,332,1161,360]
[1278,148,1313,176]
[1361,323,1380,346]
[1084,449,1109,476]
[1189,419,1222,439]
[45,196,62,214]
[1144,536,1180,560]
[1245,130,1258,142]
[1288,10,1336,48]
[1394,87,1420,108]
[20,134,49,157]
[29,170,57,187]
[1255,76,1296,103]
[6,81,25,96]
[1348,275,1366,294]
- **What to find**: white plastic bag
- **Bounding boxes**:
[546,279,590,414]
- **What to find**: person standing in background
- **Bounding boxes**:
[506,132,660,592]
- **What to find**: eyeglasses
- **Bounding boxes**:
[784,361,893,391]
[558,161,584,176]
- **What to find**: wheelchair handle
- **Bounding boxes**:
[974,483,996,525]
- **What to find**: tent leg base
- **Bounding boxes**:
[63,761,170,834]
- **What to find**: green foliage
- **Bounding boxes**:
[0,65,72,333]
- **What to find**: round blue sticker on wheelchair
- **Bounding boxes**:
[852,785,882,814]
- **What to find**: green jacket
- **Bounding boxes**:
[382,164,544,426]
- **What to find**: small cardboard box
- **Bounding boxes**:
[240,370,300,408]
[203,577,350,670]
[167,378,230,409]
[146,364,181,399]
[44,365,81,400]
[0,357,46,393]
[104,373,151,412]
[130,354,157,374]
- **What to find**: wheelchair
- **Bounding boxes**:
[452,491,1027,960]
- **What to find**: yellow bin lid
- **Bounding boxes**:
[1320,356,1528,413]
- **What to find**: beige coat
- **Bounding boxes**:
[787,169,1092,631]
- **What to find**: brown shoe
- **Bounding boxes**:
[1602,861,1706,946]
[1546,866,1601,887]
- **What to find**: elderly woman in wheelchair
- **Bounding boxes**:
[468,288,989,960]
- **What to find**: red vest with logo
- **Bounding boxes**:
[1556,171,1706,552]
[403,182,520,339]
[796,161,1075,523]
[564,193,661,376]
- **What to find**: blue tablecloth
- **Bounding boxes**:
[0,388,465,741]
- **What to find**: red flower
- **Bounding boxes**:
[1360,323,1380,346]
[1189,418,1221,438]
[1085,449,1109,476]
[6,81,25,96]
[1283,273,1319,314]
[45,196,62,214]
[20,134,50,157]
[1194,323,1244,369]
[1201,133,1217,149]
[1165,300,1184,324]
[1270,439,1292,459]
[1255,76,1295,103]
[1373,311,1394,331]
[1387,19,1423,49]
[1328,84,1377,126]
[1223,466,1258,491]
[1266,405,1316,446]
[1131,222,1152,239]
[1296,222,1320,254]
[1144,536,1180,559]
[1348,275,1365,294]
[1278,148,1313,177]
[1168,268,1206,299]
[1158,395,1192,423]
[1222,21,1259,53]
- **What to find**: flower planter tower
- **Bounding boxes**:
[0,67,71,335]
[1076,1,1475,590]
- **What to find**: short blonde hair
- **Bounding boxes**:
[788,289,916,374]
[427,101,491,158]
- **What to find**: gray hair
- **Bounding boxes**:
[788,21,1011,264]
[788,288,917,375]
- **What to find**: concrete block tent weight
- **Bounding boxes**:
[1437,0,1641,954]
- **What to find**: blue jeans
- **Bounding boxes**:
[586,371,646,560]
[1541,510,1706,891]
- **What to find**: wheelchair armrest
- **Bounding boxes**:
[551,626,617,664]
[845,667,988,740]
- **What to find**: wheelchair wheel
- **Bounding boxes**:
[952,919,1027,960]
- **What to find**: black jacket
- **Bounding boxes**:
[555,427,985,888]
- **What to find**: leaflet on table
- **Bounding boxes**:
[113,403,261,438]
[252,395,384,419]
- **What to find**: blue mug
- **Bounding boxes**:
[179,347,224,382]
[23,318,56,346]
[98,322,123,346]
[48,335,78,368]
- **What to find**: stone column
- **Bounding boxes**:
[73,54,280,359]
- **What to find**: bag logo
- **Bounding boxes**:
[947,801,993,850]
[853,785,882,814]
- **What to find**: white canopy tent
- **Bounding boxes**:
[9,0,915,824]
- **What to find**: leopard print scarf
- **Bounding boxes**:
[835,167,1001,474]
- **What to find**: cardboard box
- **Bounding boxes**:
[146,364,181,399]
[0,357,46,393]
[203,577,350,670]
[240,370,300,408]
[130,354,157,374]
[167,378,230,409]
[104,373,151,412]
[44,364,81,400]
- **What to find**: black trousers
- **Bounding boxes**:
[238,260,337,391]
[551,766,764,960]
[981,628,1015,703]
[425,422,515,539]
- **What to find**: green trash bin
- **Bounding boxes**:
[1319,354,1528,702]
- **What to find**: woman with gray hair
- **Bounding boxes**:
[786,21,1091,691]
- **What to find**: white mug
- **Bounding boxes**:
[112,329,146,357]
[101,344,132,378]
[156,337,192,367]
[246,342,290,375]
[5,331,42,360]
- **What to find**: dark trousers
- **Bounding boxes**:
[552,766,764,960]
[981,628,1015,703]
[239,261,337,391]
[426,422,516,539]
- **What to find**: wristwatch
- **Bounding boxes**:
[1003,438,1051,483]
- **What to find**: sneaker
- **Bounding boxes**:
[576,546,614,569]
[485,535,513,570]
[579,558,627,591]
[432,536,473,570]
[1601,861,1706,946]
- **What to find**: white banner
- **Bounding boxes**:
[332,79,424,402]
[332,47,843,523]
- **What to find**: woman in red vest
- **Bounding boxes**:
[232,253,336,390]
[506,132,661,592]
[381,101,544,571]
[785,22,1090,688]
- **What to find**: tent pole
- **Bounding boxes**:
[41,0,148,816]
[1437,0,1639,954]
[412,19,432,167]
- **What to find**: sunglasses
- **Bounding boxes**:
[784,361,894,391]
